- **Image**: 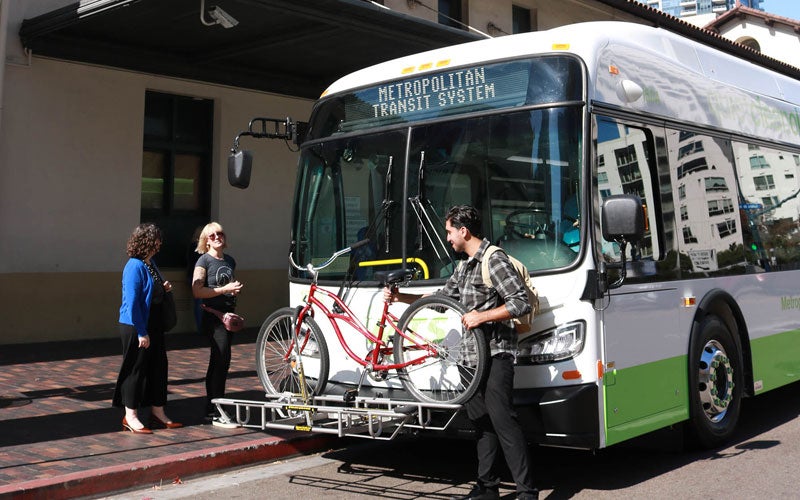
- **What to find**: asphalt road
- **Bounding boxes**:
[108,381,800,499]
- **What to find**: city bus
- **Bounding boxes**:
[228,21,800,450]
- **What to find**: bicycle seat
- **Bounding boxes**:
[374,269,413,286]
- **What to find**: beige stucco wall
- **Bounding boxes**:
[0,56,311,344]
[0,269,285,344]
[384,0,643,36]
[718,18,800,69]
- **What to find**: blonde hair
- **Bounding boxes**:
[195,222,226,254]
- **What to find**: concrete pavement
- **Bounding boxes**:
[0,330,343,499]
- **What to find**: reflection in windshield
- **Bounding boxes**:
[292,107,582,282]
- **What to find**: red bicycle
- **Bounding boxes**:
[255,240,487,405]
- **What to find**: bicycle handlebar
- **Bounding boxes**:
[289,239,371,274]
[350,238,371,251]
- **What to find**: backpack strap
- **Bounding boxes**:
[456,244,506,289]
[479,245,503,289]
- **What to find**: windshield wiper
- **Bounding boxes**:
[382,155,394,253]
[409,151,454,268]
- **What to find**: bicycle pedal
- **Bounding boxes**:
[343,388,358,403]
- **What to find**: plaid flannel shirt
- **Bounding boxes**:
[437,239,531,357]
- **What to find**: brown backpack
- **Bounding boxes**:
[459,245,539,333]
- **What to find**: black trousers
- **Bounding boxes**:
[112,304,168,409]
[465,352,536,496]
[203,311,233,413]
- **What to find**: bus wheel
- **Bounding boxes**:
[686,314,743,449]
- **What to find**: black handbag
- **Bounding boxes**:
[150,262,178,332]
[161,290,178,332]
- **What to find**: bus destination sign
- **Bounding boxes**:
[372,67,498,118]
[339,60,532,131]
[319,56,581,136]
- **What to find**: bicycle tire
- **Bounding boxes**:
[256,307,329,397]
[393,295,487,405]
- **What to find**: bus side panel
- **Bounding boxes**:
[750,328,800,393]
[601,287,689,446]
[603,355,688,446]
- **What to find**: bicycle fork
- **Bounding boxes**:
[291,305,311,404]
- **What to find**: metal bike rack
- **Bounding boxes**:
[211,393,462,440]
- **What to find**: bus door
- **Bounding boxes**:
[593,116,684,446]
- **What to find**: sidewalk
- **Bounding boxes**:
[0,330,343,499]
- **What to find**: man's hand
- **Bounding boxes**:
[461,310,485,330]
[462,305,514,329]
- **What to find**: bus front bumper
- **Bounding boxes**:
[514,382,599,449]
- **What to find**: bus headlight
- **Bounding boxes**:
[516,321,585,364]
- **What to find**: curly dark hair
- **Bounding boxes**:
[445,205,482,238]
[126,223,162,259]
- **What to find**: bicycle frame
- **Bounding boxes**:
[292,282,439,372]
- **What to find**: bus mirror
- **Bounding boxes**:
[602,194,644,243]
[228,150,253,189]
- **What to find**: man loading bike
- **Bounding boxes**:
[384,205,538,500]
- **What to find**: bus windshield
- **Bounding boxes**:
[292,56,584,283]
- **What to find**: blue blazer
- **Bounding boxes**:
[119,258,155,337]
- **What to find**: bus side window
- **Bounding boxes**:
[595,117,659,279]
[732,141,800,272]
[666,130,748,278]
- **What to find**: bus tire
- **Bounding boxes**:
[685,314,743,449]
[256,307,329,397]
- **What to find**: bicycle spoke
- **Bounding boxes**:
[394,296,487,404]
[256,308,329,399]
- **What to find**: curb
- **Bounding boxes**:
[0,433,341,500]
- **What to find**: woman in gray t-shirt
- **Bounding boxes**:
[191,222,244,427]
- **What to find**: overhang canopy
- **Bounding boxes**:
[19,0,484,99]
[19,0,800,100]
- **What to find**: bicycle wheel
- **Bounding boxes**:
[256,307,329,397]
[394,295,487,405]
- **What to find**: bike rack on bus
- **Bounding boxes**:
[211,393,462,440]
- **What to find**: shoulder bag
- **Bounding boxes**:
[202,304,245,332]
[151,262,178,332]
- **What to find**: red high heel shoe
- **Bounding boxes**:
[149,415,183,429]
[122,416,153,434]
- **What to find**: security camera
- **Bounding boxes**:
[208,6,239,28]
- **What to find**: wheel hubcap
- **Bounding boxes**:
[697,340,734,423]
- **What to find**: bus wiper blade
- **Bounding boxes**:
[416,151,425,251]
[383,155,394,253]
[409,196,454,268]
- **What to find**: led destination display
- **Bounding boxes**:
[305,56,581,138]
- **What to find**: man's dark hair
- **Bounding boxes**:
[445,205,482,238]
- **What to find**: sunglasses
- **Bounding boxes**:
[208,232,225,240]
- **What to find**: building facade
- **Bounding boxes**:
[644,0,763,17]
[643,0,763,24]
[704,3,800,69]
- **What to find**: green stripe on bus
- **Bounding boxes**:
[750,329,800,393]
[603,355,688,446]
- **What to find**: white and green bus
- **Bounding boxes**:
[230,21,800,449]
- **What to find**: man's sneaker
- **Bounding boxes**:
[455,484,500,500]
[211,414,239,428]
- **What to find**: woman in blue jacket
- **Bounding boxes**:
[112,223,182,433]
